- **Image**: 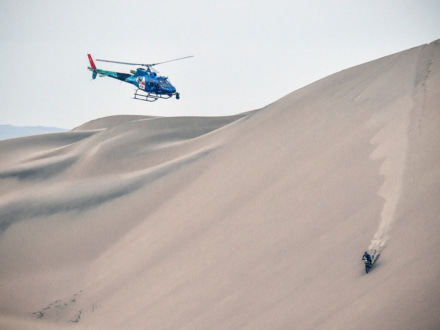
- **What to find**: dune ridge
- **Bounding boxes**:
[1,40,439,329]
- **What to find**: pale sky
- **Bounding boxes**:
[0,0,439,129]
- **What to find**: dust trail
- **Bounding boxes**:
[367,95,412,253]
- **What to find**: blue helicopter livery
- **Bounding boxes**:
[87,54,193,102]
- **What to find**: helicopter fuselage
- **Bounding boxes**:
[127,68,177,96]
[87,54,181,102]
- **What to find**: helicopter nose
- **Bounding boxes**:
[167,85,176,94]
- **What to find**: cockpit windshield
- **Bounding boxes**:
[159,78,172,89]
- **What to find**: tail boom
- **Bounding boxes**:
[87,54,131,82]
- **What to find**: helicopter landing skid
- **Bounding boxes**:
[134,89,174,102]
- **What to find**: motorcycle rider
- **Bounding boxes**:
[362,251,372,264]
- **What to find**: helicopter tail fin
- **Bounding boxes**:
[88,54,97,70]
[87,54,98,79]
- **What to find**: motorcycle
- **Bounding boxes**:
[363,256,373,273]
[362,250,380,274]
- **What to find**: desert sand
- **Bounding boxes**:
[0,40,439,329]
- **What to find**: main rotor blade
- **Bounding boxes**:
[96,56,193,68]
[96,59,142,66]
[150,55,194,67]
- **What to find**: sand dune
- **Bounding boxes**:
[1,40,439,329]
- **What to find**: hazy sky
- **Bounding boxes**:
[0,0,439,128]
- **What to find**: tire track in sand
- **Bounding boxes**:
[366,45,430,253]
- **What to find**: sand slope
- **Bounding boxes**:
[0,40,439,329]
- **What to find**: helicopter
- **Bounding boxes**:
[87,54,193,102]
